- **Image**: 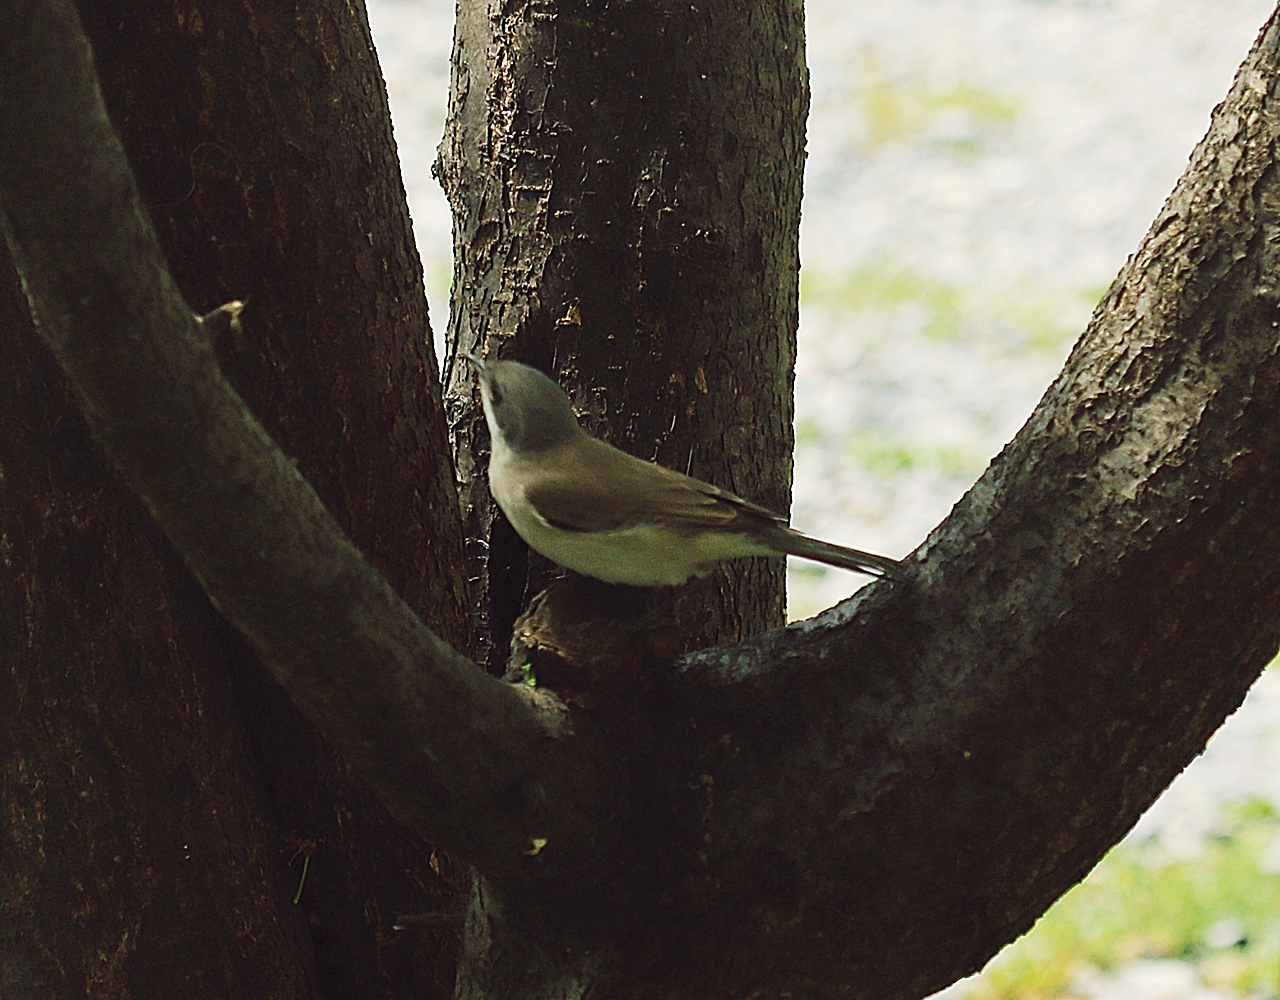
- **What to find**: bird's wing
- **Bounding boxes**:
[522,438,784,534]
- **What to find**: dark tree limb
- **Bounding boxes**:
[436,1,1280,998]
[0,0,618,881]
[75,2,473,990]
[640,13,1280,999]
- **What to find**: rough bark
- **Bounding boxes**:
[440,4,1280,999]
[642,17,1280,1000]
[8,0,1280,998]
[438,0,807,669]
[75,4,473,994]
[1,1,471,995]
[1,263,320,999]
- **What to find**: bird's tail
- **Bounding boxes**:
[776,530,906,580]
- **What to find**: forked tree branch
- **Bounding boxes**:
[8,0,1280,997]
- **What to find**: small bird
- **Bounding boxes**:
[469,355,905,586]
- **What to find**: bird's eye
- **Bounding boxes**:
[489,382,504,407]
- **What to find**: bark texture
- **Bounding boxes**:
[2,1,468,995]
[8,0,1280,998]
[77,6,475,992]
[438,0,807,668]
[444,5,1280,999]
[1,262,319,1000]
[644,16,1280,999]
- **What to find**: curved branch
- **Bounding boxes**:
[0,0,616,877]
[655,10,1280,999]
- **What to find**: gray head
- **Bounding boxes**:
[471,357,585,453]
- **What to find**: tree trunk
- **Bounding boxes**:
[436,2,807,991]
[633,14,1280,998]
[1,262,320,999]
[436,2,1280,997]
[438,0,807,670]
[8,0,1280,999]
[2,2,466,996]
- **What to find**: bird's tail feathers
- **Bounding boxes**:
[778,531,905,580]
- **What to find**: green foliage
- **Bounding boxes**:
[957,798,1280,999]
[797,418,979,477]
[514,660,537,687]
[847,430,979,478]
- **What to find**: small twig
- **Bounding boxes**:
[282,833,323,905]
[393,911,466,931]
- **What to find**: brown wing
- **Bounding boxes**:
[522,436,785,534]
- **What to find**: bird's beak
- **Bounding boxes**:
[464,351,486,373]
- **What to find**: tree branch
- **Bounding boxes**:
[0,0,615,878]
[651,10,1280,998]
[10,0,1280,997]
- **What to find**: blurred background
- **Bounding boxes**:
[365,0,1280,996]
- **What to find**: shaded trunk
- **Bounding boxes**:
[1,260,319,998]
[8,1,1280,999]
[437,3,1280,998]
[438,0,807,670]
[2,2,467,996]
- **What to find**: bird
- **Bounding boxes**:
[469,354,905,587]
